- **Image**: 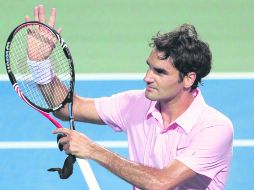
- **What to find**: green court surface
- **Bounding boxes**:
[1,0,254,73]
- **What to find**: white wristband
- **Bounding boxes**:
[27,59,55,84]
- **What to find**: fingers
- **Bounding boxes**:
[25,16,33,32]
[25,16,30,22]
[53,129,71,153]
[53,128,71,136]
[55,129,77,155]
[34,6,39,21]
[48,8,56,28]
[53,129,93,158]
[48,8,62,33]
[38,5,46,23]
[32,5,50,24]
[58,135,70,145]
[28,5,62,33]
[56,27,62,34]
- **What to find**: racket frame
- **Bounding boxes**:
[4,21,101,189]
[4,21,75,113]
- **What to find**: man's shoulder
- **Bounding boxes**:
[115,89,147,101]
[201,105,233,130]
[117,89,153,115]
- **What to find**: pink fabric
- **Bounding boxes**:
[95,89,233,190]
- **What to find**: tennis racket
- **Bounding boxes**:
[4,21,100,189]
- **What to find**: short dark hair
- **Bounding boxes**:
[150,24,212,90]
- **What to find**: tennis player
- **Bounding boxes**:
[27,5,233,190]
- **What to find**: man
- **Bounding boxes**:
[27,5,233,190]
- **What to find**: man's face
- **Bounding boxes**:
[144,49,184,103]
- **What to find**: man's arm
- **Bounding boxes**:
[53,94,105,125]
[54,128,197,190]
[26,5,105,125]
[92,145,196,190]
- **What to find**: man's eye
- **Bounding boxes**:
[155,68,166,75]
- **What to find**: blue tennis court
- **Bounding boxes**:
[0,76,253,189]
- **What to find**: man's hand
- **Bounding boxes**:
[25,5,62,61]
[53,128,94,159]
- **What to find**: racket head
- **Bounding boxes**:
[4,21,75,113]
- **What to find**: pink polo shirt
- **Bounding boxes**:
[95,89,233,190]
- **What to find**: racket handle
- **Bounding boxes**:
[48,154,76,179]
[57,133,66,151]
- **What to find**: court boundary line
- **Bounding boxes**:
[0,140,253,149]
[1,72,254,81]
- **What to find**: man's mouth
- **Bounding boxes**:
[146,85,156,92]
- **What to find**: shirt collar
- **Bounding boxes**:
[146,89,206,134]
[175,89,206,134]
[146,101,160,120]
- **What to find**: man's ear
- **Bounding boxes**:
[183,72,196,89]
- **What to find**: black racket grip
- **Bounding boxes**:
[57,133,66,151]
[48,154,76,179]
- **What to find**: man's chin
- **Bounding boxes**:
[145,91,157,101]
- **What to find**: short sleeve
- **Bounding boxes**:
[176,123,233,179]
[94,90,149,132]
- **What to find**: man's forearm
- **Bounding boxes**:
[38,77,71,121]
[54,129,196,190]
[39,76,68,108]
[89,143,175,190]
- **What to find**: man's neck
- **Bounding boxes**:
[159,91,195,128]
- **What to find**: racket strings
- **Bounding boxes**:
[9,23,72,110]
[40,78,69,108]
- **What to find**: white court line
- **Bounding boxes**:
[233,140,254,147]
[75,73,254,80]
[1,72,254,81]
[76,159,101,190]
[0,140,126,190]
[0,139,251,190]
[0,140,252,149]
[0,141,128,149]
[205,72,254,80]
